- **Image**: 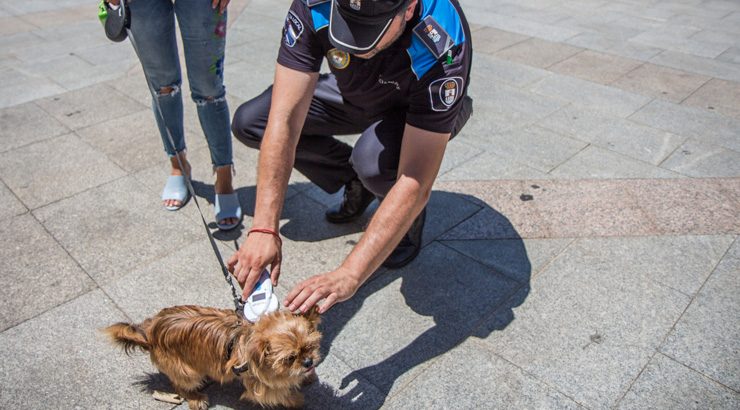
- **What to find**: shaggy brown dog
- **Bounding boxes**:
[104,306,321,409]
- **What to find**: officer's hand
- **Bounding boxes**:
[227,231,282,300]
[211,0,230,14]
[284,268,359,314]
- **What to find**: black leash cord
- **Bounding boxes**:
[125,18,244,312]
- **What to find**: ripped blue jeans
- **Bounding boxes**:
[128,0,232,167]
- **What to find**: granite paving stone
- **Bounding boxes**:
[462,6,581,41]
[564,32,664,61]
[386,339,581,409]
[681,78,740,119]
[18,54,124,92]
[494,37,583,69]
[35,83,146,130]
[627,178,740,236]
[650,50,740,83]
[0,289,169,409]
[471,26,529,55]
[437,149,551,181]
[716,46,740,65]
[0,133,126,209]
[466,82,565,122]
[538,105,686,165]
[660,140,740,178]
[302,353,388,410]
[436,138,483,177]
[33,176,203,284]
[609,63,711,104]
[0,15,35,36]
[479,236,699,409]
[0,70,66,108]
[484,126,588,173]
[103,240,244,322]
[629,28,729,59]
[618,353,740,410]
[0,213,95,331]
[0,101,68,153]
[530,74,653,118]
[440,238,573,283]
[660,238,740,391]
[471,53,552,88]
[550,145,681,179]
[0,181,26,220]
[75,109,206,173]
[549,50,643,85]
[321,242,521,398]
[12,4,90,29]
[629,99,740,152]
[105,71,152,108]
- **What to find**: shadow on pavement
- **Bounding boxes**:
[303,191,532,409]
[160,188,530,409]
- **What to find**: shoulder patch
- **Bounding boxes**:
[413,16,454,59]
[304,0,330,6]
[429,77,463,111]
[283,10,304,47]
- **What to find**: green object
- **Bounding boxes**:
[98,0,108,25]
[446,50,452,65]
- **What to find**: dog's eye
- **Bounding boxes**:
[286,354,296,363]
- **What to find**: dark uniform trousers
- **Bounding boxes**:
[231,73,472,198]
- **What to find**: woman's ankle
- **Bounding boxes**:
[214,164,234,194]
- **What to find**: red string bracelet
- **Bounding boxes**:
[247,228,282,247]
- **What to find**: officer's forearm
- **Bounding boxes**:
[341,176,430,283]
[252,125,297,230]
[252,64,318,230]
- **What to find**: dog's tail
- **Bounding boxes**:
[103,322,150,354]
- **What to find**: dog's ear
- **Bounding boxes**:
[246,334,270,367]
[304,305,321,329]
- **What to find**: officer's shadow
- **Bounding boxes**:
[287,190,533,409]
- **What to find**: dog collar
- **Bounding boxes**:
[226,332,249,375]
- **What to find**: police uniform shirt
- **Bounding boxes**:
[278,0,472,134]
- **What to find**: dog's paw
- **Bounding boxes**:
[187,396,209,410]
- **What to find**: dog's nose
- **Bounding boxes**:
[302,357,314,368]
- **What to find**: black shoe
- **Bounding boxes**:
[325,177,375,224]
[382,208,426,269]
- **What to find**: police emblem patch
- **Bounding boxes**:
[413,16,455,59]
[424,24,441,43]
[283,11,304,48]
[327,48,350,69]
[429,77,463,111]
[350,0,361,11]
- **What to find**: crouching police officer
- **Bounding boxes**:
[228,0,473,313]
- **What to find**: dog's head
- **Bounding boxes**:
[234,307,322,385]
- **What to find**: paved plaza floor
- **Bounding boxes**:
[1,0,738,408]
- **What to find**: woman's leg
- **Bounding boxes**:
[174,1,236,225]
[128,0,190,208]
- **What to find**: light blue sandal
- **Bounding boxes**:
[161,175,190,211]
[215,192,242,231]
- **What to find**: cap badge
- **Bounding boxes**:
[350,0,361,10]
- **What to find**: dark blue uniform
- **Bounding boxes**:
[232,0,473,197]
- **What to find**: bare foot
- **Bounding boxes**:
[163,151,191,209]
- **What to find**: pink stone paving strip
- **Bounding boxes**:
[437,178,740,240]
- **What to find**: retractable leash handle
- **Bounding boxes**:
[242,269,280,323]
[125,22,245,313]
